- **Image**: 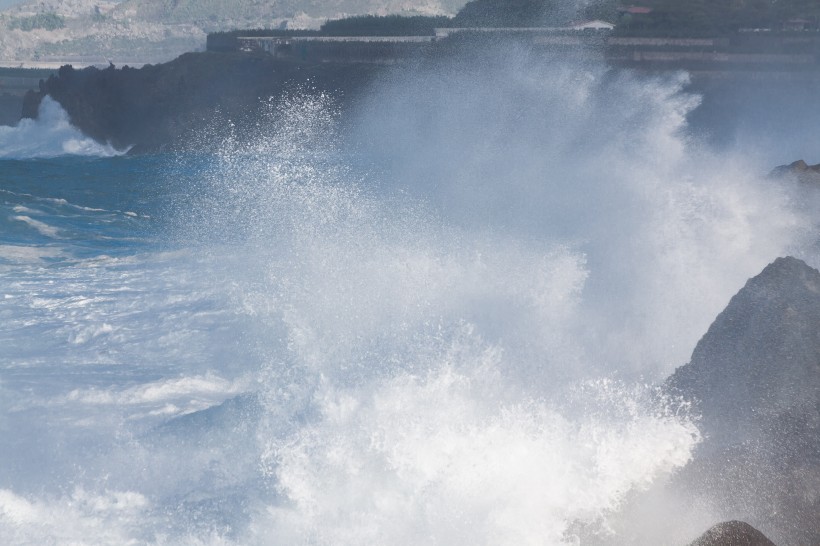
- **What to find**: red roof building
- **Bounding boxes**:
[618,6,653,15]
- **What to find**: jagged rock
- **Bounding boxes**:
[688,521,776,546]
[0,92,23,126]
[668,256,820,545]
[769,159,820,180]
[668,256,820,440]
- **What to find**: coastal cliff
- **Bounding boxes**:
[0,93,23,126]
[22,52,382,153]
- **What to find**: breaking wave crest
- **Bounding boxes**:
[0,97,125,159]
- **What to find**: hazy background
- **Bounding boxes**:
[0,0,469,64]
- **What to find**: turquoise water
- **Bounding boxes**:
[0,60,818,545]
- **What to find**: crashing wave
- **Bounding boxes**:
[0,96,126,159]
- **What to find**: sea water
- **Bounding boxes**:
[0,52,818,545]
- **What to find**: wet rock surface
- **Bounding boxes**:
[22,52,381,153]
[769,159,820,181]
[669,257,820,545]
[688,521,777,546]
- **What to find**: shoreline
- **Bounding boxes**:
[0,61,150,70]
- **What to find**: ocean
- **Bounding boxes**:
[0,56,818,545]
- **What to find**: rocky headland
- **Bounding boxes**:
[0,92,23,126]
[769,159,820,182]
[21,51,383,153]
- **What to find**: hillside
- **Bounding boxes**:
[0,0,466,64]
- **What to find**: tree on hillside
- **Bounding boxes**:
[320,15,452,36]
[582,0,619,23]
[452,0,569,27]
[615,0,747,34]
[773,0,820,21]
[622,0,820,34]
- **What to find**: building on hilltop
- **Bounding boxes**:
[570,20,615,31]
[781,18,818,32]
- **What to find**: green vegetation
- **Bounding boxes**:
[0,67,55,79]
[452,0,565,27]
[207,15,451,51]
[9,13,65,32]
[582,0,619,23]
[206,29,322,52]
[319,15,452,36]
[206,0,820,51]
[91,6,106,23]
[448,0,820,34]
[619,0,820,36]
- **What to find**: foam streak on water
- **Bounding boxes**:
[0,53,818,545]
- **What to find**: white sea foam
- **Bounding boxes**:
[64,373,249,408]
[0,244,64,262]
[0,488,149,545]
[0,96,126,159]
[258,365,698,545]
[12,214,61,237]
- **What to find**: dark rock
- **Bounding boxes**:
[668,256,820,545]
[23,51,383,153]
[668,256,820,441]
[21,88,40,120]
[769,159,820,180]
[689,521,776,546]
[0,92,23,126]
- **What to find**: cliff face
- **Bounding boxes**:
[0,93,23,126]
[668,257,820,545]
[23,52,382,153]
[669,256,820,441]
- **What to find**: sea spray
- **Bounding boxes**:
[0,97,126,159]
[0,47,818,545]
[182,54,813,543]
[174,73,707,544]
[351,49,814,378]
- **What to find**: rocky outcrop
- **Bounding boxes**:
[688,521,776,546]
[0,92,23,126]
[22,52,382,153]
[668,256,820,545]
[769,159,820,181]
[668,256,820,438]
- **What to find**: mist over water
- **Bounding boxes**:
[2,47,820,545]
[351,50,816,378]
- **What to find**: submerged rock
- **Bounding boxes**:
[688,521,776,546]
[668,256,820,545]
